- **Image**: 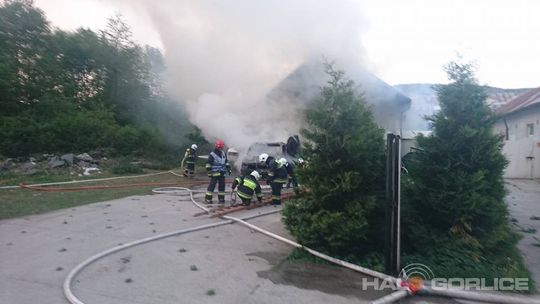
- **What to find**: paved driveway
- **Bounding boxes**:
[2,182,539,303]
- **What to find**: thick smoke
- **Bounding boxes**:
[112,0,368,163]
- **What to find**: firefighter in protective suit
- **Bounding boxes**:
[259,153,288,205]
[280,157,298,189]
[182,144,198,177]
[205,140,231,206]
[231,170,263,206]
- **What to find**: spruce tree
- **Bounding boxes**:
[283,64,385,262]
[402,61,522,279]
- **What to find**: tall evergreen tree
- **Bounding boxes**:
[402,61,521,279]
[283,63,385,262]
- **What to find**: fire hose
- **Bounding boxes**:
[61,186,540,304]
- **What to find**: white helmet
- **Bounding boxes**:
[191,144,198,150]
[259,153,269,163]
[250,170,261,180]
[279,157,288,166]
[298,158,304,164]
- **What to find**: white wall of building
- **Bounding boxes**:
[494,105,540,178]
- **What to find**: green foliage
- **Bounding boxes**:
[402,60,527,282]
[283,63,385,263]
[0,0,192,158]
[111,161,144,175]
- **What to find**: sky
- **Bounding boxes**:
[34,0,540,89]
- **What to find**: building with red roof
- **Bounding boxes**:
[494,87,540,178]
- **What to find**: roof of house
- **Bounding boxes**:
[496,86,540,115]
[268,59,411,108]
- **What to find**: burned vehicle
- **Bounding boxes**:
[240,135,300,177]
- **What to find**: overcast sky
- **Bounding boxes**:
[34,0,539,89]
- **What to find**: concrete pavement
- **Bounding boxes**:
[506,179,540,291]
[1,182,538,303]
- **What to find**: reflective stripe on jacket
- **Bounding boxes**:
[233,175,262,200]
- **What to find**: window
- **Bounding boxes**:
[526,123,534,136]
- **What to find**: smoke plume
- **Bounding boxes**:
[112,0,368,161]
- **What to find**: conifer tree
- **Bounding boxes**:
[402,61,522,279]
[283,64,385,261]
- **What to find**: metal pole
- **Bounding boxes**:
[385,134,401,276]
[385,134,394,275]
[394,135,401,274]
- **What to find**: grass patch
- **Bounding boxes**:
[111,162,144,175]
[0,169,192,220]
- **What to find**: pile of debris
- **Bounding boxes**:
[0,150,109,176]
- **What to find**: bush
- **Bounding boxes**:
[0,98,169,158]
[111,161,144,175]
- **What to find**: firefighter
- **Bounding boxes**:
[259,153,288,205]
[205,140,231,206]
[231,170,263,206]
[182,144,198,177]
[280,157,298,189]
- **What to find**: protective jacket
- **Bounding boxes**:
[184,148,196,164]
[232,175,263,202]
[206,149,231,177]
[266,157,288,184]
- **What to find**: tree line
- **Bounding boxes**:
[0,0,192,159]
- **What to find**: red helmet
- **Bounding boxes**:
[215,139,225,149]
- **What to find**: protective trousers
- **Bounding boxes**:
[286,176,298,188]
[184,162,195,177]
[270,181,283,205]
[206,175,225,204]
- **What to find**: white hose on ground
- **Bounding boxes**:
[168,170,185,178]
[370,290,409,304]
[63,208,283,304]
[152,186,210,213]
[222,215,395,283]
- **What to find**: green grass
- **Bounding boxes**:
[0,186,156,219]
[0,168,193,220]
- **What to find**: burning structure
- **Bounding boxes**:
[269,59,411,135]
[235,59,410,175]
